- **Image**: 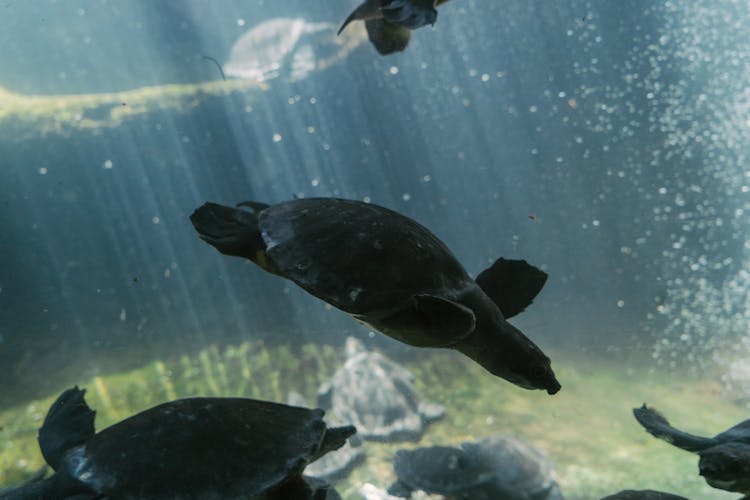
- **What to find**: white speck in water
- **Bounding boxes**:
[237,18,245,26]
[658,187,667,194]
[389,66,399,75]
[617,300,625,308]
[422,174,431,183]
[349,288,362,302]
[309,97,317,104]
[103,160,113,169]
[164,268,171,279]
[307,126,315,134]
[152,216,160,224]
[363,196,371,203]
[119,308,126,321]
[481,73,490,82]
[368,331,375,338]
[38,167,48,175]
[181,136,190,144]
[592,219,600,226]
[311,177,320,187]
[402,193,411,201]
[529,105,537,113]
[272,133,282,142]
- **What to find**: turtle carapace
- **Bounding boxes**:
[191,198,560,395]
[5,386,353,499]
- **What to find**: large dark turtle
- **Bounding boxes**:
[633,404,750,496]
[3,387,353,499]
[338,0,452,55]
[316,336,444,442]
[600,490,688,500]
[387,435,563,499]
[190,198,560,395]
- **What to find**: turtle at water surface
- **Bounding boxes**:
[633,404,750,496]
[317,336,445,442]
[339,0,452,54]
[190,197,560,395]
[2,386,353,499]
[387,435,563,500]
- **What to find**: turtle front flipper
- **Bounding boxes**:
[190,202,281,276]
[357,294,475,347]
[381,0,438,29]
[475,258,548,319]
[38,386,96,471]
[633,404,716,452]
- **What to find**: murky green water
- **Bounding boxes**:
[0,339,742,499]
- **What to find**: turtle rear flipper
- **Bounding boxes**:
[633,404,715,452]
[190,202,280,275]
[38,386,96,471]
[359,294,475,347]
[338,0,383,35]
[475,258,548,319]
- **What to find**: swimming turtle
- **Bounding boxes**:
[600,490,688,500]
[633,404,750,496]
[338,0,452,54]
[316,336,444,442]
[225,18,346,83]
[698,442,750,496]
[190,198,560,395]
[387,435,563,499]
[4,386,353,499]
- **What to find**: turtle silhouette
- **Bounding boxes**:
[190,197,560,395]
[600,490,688,500]
[387,435,563,499]
[633,404,750,497]
[338,0,452,54]
[2,386,353,499]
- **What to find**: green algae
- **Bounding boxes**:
[0,23,367,140]
[0,341,743,499]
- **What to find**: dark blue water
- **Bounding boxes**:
[0,0,748,408]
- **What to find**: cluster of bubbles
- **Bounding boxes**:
[594,0,750,372]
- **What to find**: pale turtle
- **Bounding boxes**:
[387,435,563,500]
[190,198,560,395]
[225,18,336,82]
[633,404,750,496]
[317,336,444,442]
[338,0,452,55]
[3,386,353,499]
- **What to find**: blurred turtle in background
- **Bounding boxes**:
[1,386,353,499]
[317,336,444,442]
[387,435,563,499]
[600,490,688,500]
[338,0,452,54]
[225,17,364,82]
[191,198,560,395]
[633,404,750,497]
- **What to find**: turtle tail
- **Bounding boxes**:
[190,201,281,275]
[37,386,96,471]
[314,425,357,462]
[633,404,716,452]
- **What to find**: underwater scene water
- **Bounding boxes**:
[2,0,750,498]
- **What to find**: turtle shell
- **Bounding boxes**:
[391,436,561,500]
[259,198,471,315]
[63,398,330,498]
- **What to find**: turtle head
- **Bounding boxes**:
[455,318,560,395]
